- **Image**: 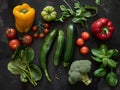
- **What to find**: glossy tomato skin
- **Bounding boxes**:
[44,23,49,29]
[76,38,84,46]
[81,31,90,40]
[39,33,45,39]
[9,39,20,50]
[44,29,49,34]
[22,35,32,45]
[80,46,89,55]
[5,28,16,39]
[32,26,38,31]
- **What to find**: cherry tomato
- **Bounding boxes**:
[33,33,39,38]
[5,28,16,39]
[32,26,38,31]
[39,33,45,39]
[44,23,49,29]
[22,35,32,45]
[76,38,84,46]
[44,29,49,34]
[80,46,89,55]
[81,31,90,40]
[9,39,20,50]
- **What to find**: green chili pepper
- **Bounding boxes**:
[39,29,58,81]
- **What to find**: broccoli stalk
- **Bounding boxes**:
[80,73,91,85]
[68,60,92,85]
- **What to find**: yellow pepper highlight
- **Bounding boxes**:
[13,3,35,33]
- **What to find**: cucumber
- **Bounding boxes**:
[64,24,77,67]
[54,30,64,66]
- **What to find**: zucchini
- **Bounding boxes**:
[63,24,77,67]
[54,30,64,66]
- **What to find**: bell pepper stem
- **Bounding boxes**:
[102,27,109,34]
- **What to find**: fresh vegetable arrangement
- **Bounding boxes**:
[7,46,42,86]
[3,0,119,89]
[91,44,118,87]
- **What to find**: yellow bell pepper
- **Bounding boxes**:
[13,3,35,33]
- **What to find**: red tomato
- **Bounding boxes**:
[32,26,38,31]
[44,29,49,34]
[44,23,49,29]
[5,28,16,39]
[22,35,32,45]
[9,39,20,50]
[39,33,45,39]
[76,38,84,46]
[80,46,89,55]
[81,31,90,40]
[33,33,39,38]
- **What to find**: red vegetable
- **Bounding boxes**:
[5,28,16,39]
[91,18,114,40]
[76,38,84,46]
[80,46,89,55]
[9,39,20,50]
[22,35,32,45]
[81,31,90,40]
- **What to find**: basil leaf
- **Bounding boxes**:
[107,59,117,69]
[67,9,75,15]
[106,72,118,87]
[91,48,104,58]
[30,64,42,81]
[91,56,102,62]
[102,58,108,67]
[94,68,106,77]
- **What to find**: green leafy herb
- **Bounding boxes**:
[95,0,101,5]
[91,44,118,87]
[57,0,98,27]
[106,72,118,87]
[7,46,42,86]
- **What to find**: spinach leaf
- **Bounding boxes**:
[60,5,67,11]
[106,72,118,87]
[30,64,42,81]
[91,48,104,58]
[95,0,101,5]
[20,73,28,82]
[24,47,35,63]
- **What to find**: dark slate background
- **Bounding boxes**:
[0,0,120,90]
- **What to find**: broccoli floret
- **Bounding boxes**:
[68,60,92,85]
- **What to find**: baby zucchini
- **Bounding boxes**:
[39,29,58,81]
[64,24,77,67]
[54,30,64,66]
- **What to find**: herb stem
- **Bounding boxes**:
[63,0,73,11]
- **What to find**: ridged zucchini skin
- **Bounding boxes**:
[54,30,64,66]
[63,24,77,67]
[39,29,58,81]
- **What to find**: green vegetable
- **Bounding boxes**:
[54,30,64,66]
[94,68,106,77]
[68,60,92,85]
[95,0,101,5]
[57,0,97,27]
[106,71,118,87]
[7,46,42,86]
[91,44,118,87]
[64,24,77,67]
[41,6,57,22]
[39,29,58,81]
